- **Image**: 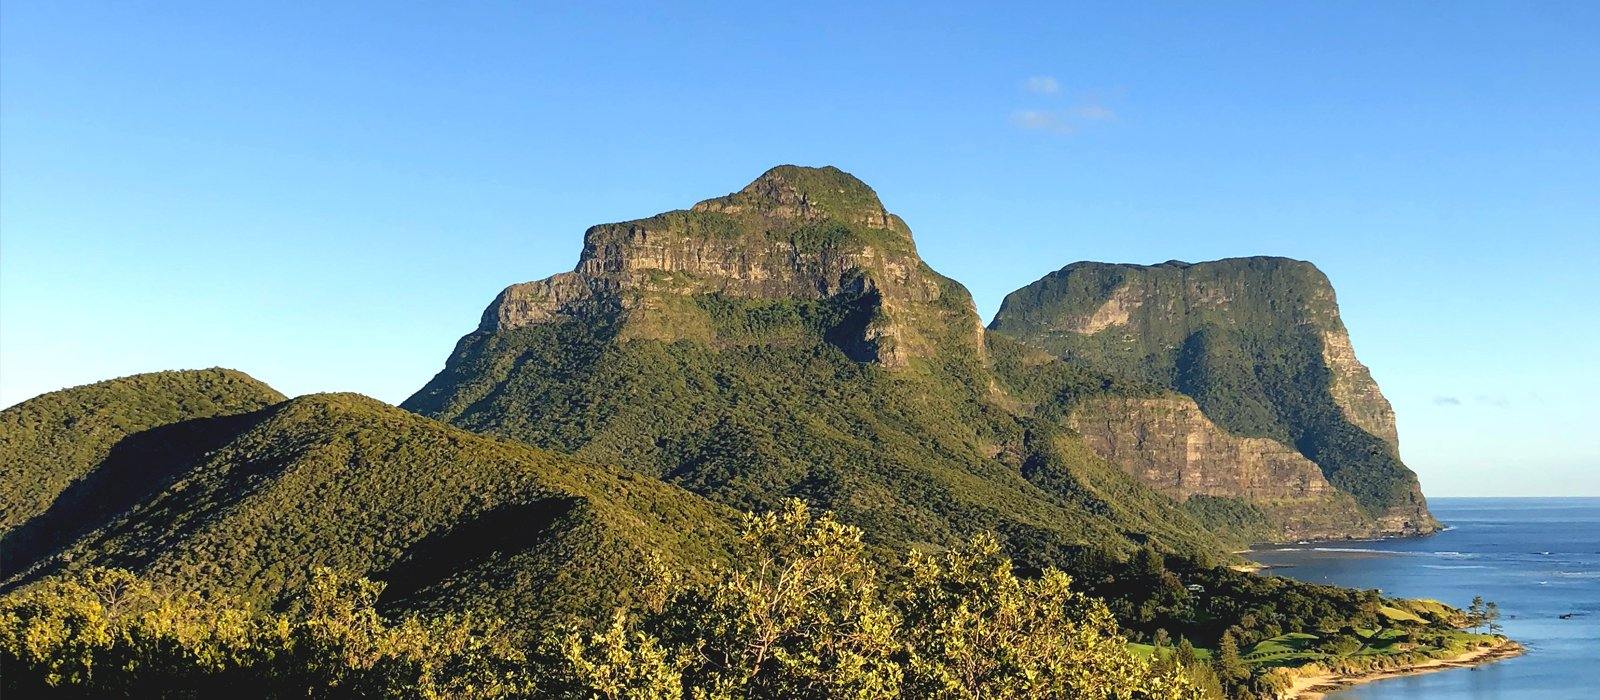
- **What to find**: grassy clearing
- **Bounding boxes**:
[1377,604,1426,624]
[1244,625,1503,673]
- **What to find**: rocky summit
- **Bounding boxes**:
[474,164,982,368]
[990,257,1437,540]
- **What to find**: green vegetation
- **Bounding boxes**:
[6,390,736,638]
[403,169,1239,569]
[0,360,1477,699]
[1073,542,1392,648]
[989,257,1431,522]
[1128,587,1505,699]
[0,368,283,533]
[754,164,890,220]
[1242,625,1504,675]
[564,501,1199,699]
[3,502,1206,699]
[404,310,1226,566]
[584,165,914,266]
[1466,596,1503,634]
[397,168,1454,672]
[1180,496,1276,545]
[0,566,532,698]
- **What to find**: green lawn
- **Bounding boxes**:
[1243,626,1500,670]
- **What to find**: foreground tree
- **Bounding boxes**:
[5,501,1201,698]
[0,567,532,698]
[565,500,1200,699]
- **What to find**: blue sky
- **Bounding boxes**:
[3,2,1596,495]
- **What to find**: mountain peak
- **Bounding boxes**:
[691,164,898,230]
[449,165,979,369]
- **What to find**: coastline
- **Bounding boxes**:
[1285,639,1524,699]
[1237,527,1449,574]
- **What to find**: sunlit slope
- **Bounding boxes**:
[6,390,735,633]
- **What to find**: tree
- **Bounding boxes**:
[1134,543,1168,579]
[1212,629,1248,687]
[564,500,1202,699]
[1175,638,1200,669]
[898,532,1168,698]
[1317,634,1362,657]
[669,500,903,699]
[1169,637,1222,700]
[1485,601,1502,635]
[1466,596,1487,632]
[5,502,1210,699]
[0,566,533,698]
[561,610,683,700]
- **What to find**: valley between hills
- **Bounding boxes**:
[1,166,1505,699]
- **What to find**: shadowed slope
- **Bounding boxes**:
[1,369,284,532]
[7,391,736,635]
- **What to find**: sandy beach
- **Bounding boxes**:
[1287,639,1524,699]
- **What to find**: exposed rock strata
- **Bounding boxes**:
[481,165,981,367]
[1067,395,1374,541]
[1319,325,1401,448]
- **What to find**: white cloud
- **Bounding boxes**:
[1012,80,1121,135]
[1012,109,1064,132]
[1010,103,1117,134]
[1023,75,1061,95]
[1068,104,1115,122]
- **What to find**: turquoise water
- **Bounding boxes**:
[1250,497,1599,699]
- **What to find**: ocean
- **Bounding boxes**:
[1248,497,1599,699]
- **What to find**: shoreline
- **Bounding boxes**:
[1250,528,1445,552]
[1234,528,1446,571]
[1286,638,1524,699]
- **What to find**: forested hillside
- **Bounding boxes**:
[4,382,735,637]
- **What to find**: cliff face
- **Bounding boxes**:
[1066,395,1374,541]
[990,257,1435,539]
[479,165,982,368]
[1319,326,1401,448]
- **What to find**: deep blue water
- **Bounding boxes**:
[1249,497,1599,699]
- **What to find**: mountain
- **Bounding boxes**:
[988,257,1436,540]
[1,375,735,636]
[0,369,284,538]
[405,165,1228,563]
